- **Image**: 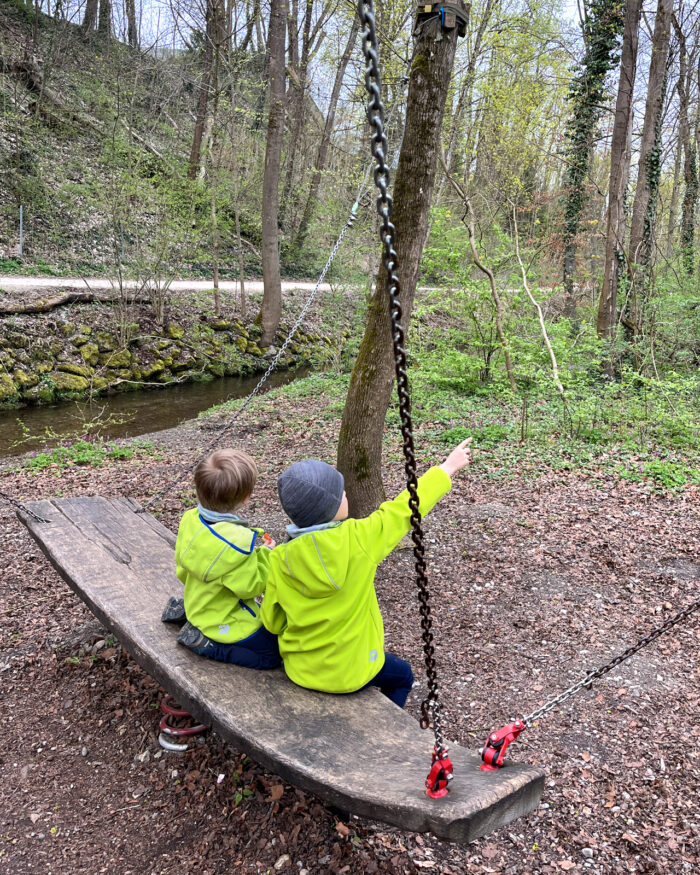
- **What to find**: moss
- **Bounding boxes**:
[72,335,90,347]
[141,359,165,378]
[57,362,92,378]
[60,322,76,337]
[206,361,225,377]
[171,356,196,372]
[91,377,109,391]
[246,341,262,356]
[78,324,92,335]
[0,372,19,401]
[50,371,89,393]
[157,340,171,350]
[80,343,100,365]
[167,322,185,339]
[99,349,131,368]
[95,330,117,352]
[34,361,52,374]
[234,336,248,353]
[211,319,234,331]
[13,368,39,389]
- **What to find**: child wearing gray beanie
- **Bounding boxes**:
[262,438,472,708]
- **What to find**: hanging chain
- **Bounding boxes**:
[357,0,447,755]
[140,212,358,513]
[0,487,50,523]
[523,597,700,726]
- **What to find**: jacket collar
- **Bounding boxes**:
[197,504,248,526]
[286,520,342,540]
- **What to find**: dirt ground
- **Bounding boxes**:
[1,391,699,874]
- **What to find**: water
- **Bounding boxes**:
[0,368,308,459]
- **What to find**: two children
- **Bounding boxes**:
[170,439,471,709]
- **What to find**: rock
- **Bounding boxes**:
[57,362,92,378]
[274,855,291,871]
[50,371,89,393]
[206,361,225,377]
[71,335,90,347]
[582,848,594,859]
[95,330,117,352]
[246,341,262,356]
[167,322,185,339]
[13,368,39,390]
[25,384,54,403]
[171,357,196,373]
[0,372,19,401]
[14,349,29,365]
[211,319,234,331]
[49,340,64,356]
[134,750,150,764]
[78,324,92,335]
[99,349,131,368]
[34,361,52,374]
[80,343,100,366]
[81,746,87,757]
[263,345,278,359]
[141,360,165,378]
[60,322,76,337]
[157,340,171,350]
[234,336,248,353]
[91,377,108,391]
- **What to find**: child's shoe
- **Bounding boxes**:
[161,596,186,625]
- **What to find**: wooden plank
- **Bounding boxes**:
[19,496,544,842]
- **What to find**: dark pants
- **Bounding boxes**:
[179,623,281,670]
[364,652,414,708]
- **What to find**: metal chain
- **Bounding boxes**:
[523,597,700,725]
[0,487,50,523]
[140,211,358,512]
[357,0,447,755]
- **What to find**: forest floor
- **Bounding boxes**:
[1,378,699,875]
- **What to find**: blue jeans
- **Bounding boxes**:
[180,623,281,670]
[364,652,414,708]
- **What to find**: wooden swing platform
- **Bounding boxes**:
[19,495,544,843]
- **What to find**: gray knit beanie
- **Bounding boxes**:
[278,459,345,528]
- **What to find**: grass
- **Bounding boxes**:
[18,438,162,471]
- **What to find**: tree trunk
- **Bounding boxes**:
[188,1,214,181]
[673,15,698,277]
[97,0,111,40]
[337,8,468,517]
[82,0,98,34]
[295,14,360,250]
[259,0,287,347]
[626,0,672,333]
[125,0,138,48]
[665,132,683,257]
[596,0,642,344]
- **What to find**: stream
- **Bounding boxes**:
[0,368,308,460]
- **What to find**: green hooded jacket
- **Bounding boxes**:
[261,466,451,693]
[175,507,271,643]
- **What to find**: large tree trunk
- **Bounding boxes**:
[125,0,138,48]
[82,0,98,34]
[295,14,360,250]
[337,7,468,517]
[673,15,698,277]
[626,0,672,334]
[188,1,215,181]
[259,0,287,347]
[596,0,642,344]
[97,0,111,40]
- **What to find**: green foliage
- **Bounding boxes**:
[20,438,158,471]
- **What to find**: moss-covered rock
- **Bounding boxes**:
[167,322,185,339]
[171,356,196,373]
[211,319,234,331]
[34,361,52,374]
[13,368,39,390]
[246,341,262,356]
[206,361,226,377]
[0,372,19,401]
[157,340,171,350]
[49,339,64,357]
[60,322,76,337]
[99,349,131,368]
[72,335,90,347]
[141,360,165,378]
[80,343,100,366]
[57,362,92,378]
[92,377,109,391]
[95,330,117,352]
[25,384,55,403]
[50,371,89,393]
[234,336,248,353]
[78,324,92,335]
[14,350,30,365]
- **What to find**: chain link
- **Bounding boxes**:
[0,487,50,523]
[358,0,447,754]
[140,213,358,512]
[523,598,700,725]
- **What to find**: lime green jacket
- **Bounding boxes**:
[175,508,270,643]
[261,466,451,693]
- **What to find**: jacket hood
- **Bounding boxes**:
[280,528,347,599]
[177,510,257,584]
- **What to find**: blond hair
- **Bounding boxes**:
[194,449,257,512]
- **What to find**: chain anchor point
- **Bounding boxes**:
[425,745,454,798]
[479,720,527,771]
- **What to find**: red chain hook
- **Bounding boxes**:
[479,720,526,771]
[425,746,454,798]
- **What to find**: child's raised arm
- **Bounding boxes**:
[439,437,472,478]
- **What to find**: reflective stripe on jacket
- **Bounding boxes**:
[261,466,451,693]
[175,507,271,643]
